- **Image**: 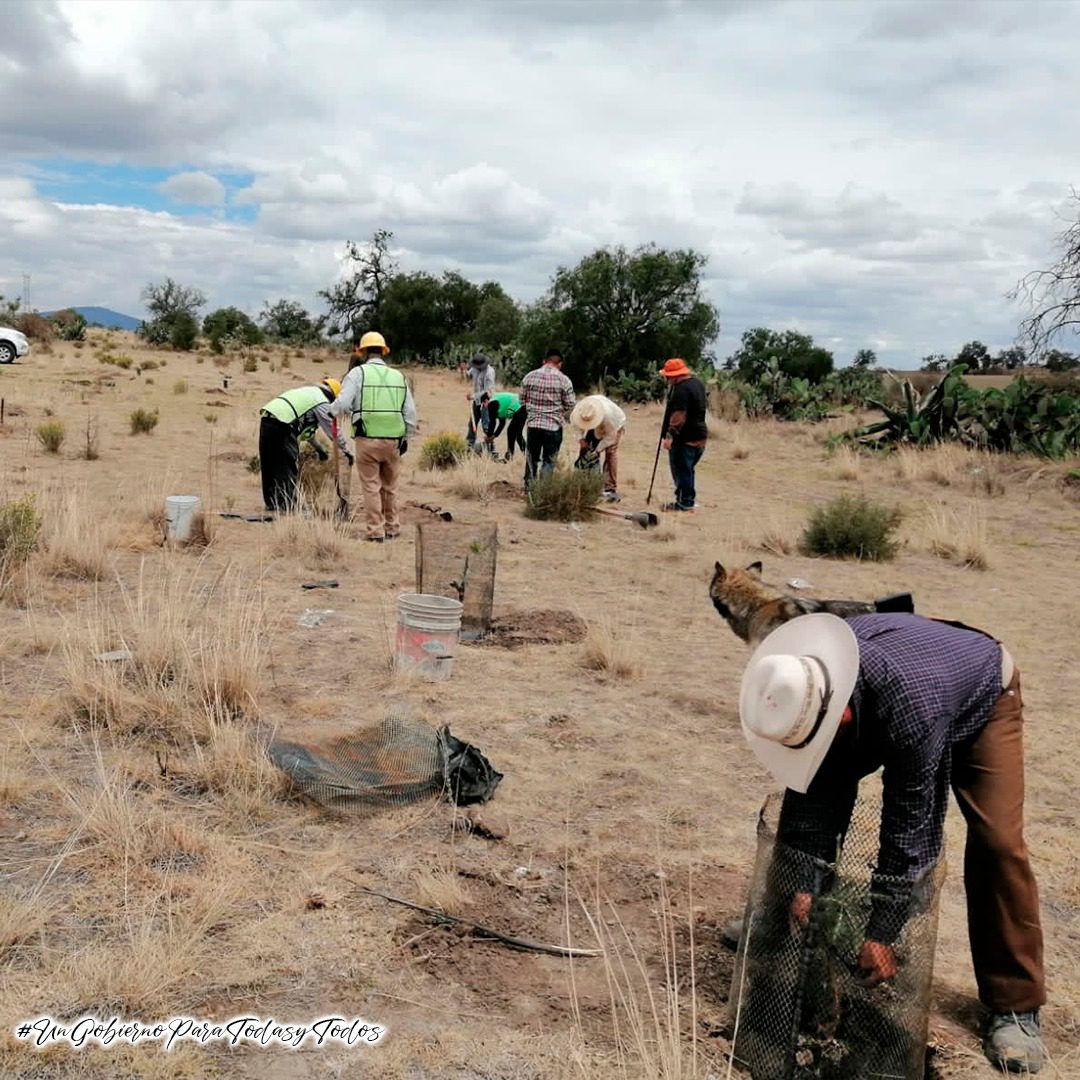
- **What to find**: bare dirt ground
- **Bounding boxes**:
[1,333,1078,1078]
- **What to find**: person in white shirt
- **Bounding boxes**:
[570,394,627,502]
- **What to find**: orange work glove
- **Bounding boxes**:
[856,940,898,986]
[788,891,813,933]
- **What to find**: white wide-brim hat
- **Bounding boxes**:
[571,396,603,430]
[738,613,860,794]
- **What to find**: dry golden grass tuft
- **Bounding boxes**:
[37,489,116,581]
[60,563,268,739]
[269,512,347,567]
[920,501,991,570]
[0,886,57,958]
[0,747,34,804]
[831,445,862,482]
[730,434,751,460]
[443,453,505,500]
[183,709,286,825]
[60,874,245,1016]
[412,867,472,917]
[579,619,644,678]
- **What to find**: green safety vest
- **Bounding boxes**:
[354,362,407,439]
[489,392,522,419]
[261,385,329,440]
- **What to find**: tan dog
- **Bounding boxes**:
[709,561,911,646]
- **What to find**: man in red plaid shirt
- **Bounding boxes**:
[519,348,575,490]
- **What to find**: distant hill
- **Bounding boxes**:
[42,306,141,331]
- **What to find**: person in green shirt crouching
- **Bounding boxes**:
[478,391,527,462]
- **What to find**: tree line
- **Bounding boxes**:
[10,191,1080,392]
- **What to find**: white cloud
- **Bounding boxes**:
[1,0,1078,364]
[158,171,226,206]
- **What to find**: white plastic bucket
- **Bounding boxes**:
[164,495,201,542]
[394,593,464,680]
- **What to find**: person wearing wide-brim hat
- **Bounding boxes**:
[658,357,707,512]
[570,394,626,502]
[738,611,1047,1075]
[465,353,496,451]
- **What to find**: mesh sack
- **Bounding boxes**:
[268,717,502,812]
[728,785,944,1080]
[415,522,498,640]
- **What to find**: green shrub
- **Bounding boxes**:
[524,469,604,522]
[419,432,469,471]
[605,369,667,403]
[168,311,199,351]
[172,378,189,395]
[802,494,902,561]
[0,496,41,573]
[129,408,159,435]
[36,420,66,453]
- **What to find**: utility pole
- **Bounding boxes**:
[21,273,31,311]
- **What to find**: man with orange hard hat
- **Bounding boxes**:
[658,357,708,513]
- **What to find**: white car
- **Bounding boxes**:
[0,326,30,363]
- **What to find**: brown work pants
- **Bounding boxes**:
[355,437,401,539]
[952,668,1046,1012]
[602,428,623,491]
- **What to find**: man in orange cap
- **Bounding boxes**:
[658,358,708,512]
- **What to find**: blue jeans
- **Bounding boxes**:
[668,444,704,509]
[524,426,562,489]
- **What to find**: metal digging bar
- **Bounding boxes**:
[591,505,660,529]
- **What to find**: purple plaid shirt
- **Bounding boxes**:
[520,364,575,431]
[777,613,1004,942]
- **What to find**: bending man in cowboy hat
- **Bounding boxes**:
[739,612,1047,1074]
[658,357,707,512]
[570,393,626,502]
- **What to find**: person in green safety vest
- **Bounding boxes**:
[330,332,419,542]
[478,391,527,461]
[258,378,353,512]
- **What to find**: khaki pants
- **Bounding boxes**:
[953,668,1046,1011]
[602,427,623,491]
[355,438,401,539]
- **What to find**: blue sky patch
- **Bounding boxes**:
[28,159,257,222]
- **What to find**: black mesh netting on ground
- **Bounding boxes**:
[268,717,502,811]
[415,522,498,640]
[728,786,945,1080]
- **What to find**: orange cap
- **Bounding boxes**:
[659,357,692,378]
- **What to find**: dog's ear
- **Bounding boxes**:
[712,561,726,581]
[745,560,763,578]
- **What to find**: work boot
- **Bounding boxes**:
[602,489,621,503]
[984,1010,1045,1073]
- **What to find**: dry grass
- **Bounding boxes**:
[920,501,992,570]
[579,619,644,678]
[60,562,267,738]
[730,434,750,460]
[443,454,505,500]
[1,345,1077,1078]
[60,875,244,1016]
[269,511,348,567]
[37,488,116,580]
[412,867,472,917]
[830,445,862,481]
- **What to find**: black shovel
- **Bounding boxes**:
[591,506,660,529]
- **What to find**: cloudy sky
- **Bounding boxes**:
[2,0,1078,367]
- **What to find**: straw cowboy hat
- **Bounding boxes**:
[739,613,860,794]
[571,396,605,431]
